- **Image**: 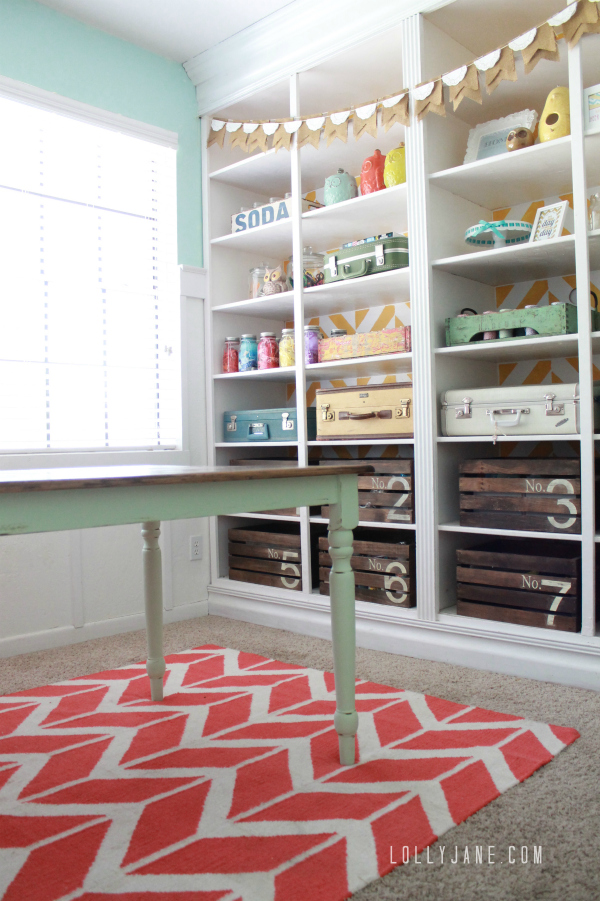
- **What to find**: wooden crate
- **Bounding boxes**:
[228,525,302,591]
[320,458,414,525]
[459,458,582,535]
[456,538,581,632]
[319,527,415,607]
[229,458,300,515]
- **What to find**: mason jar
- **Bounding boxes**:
[304,325,320,365]
[279,328,295,367]
[222,337,239,373]
[257,332,279,369]
[239,334,258,371]
[288,246,325,289]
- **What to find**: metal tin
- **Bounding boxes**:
[330,328,348,337]
[239,334,258,371]
[304,325,320,365]
[279,329,295,367]
[257,332,279,369]
[222,337,239,373]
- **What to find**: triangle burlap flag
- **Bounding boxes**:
[324,114,350,146]
[521,23,560,74]
[381,94,410,130]
[246,127,269,154]
[485,47,518,94]
[354,110,378,140]
[228,128,248,152]
[297,121,321,150]
[561,0,600,46]
[207,121,226,148]
[449,65,482,110]
[271,124,293,152]
[415,79,445,120]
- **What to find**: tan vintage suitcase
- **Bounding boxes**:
[315,382,413,440]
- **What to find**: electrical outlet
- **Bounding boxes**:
[189,535,203,561]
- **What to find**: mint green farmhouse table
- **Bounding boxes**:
[0,463,372,765]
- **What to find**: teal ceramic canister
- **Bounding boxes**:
[323,168,358,205]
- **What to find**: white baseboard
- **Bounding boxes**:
[0,601,208,658]
[208,583,600,692]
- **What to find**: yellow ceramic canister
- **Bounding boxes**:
[383,144,406,188]
[539,87,570,142]
[279,329,295,367]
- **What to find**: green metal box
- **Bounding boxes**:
[445,303,589,346]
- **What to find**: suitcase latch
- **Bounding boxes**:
[281,412,295,430]
[320,403,334,422]
[544,393,564,416]
[455,397,472,419]
[325,255,338,278]
[375,243,385,266]
[395,399,411,419]
[227,415,237,432]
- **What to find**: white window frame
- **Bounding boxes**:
[0,75,197,470]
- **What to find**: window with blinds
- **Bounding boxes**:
[0,92,180,453]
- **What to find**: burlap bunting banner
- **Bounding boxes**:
[520,23,560,72]
[447,65,481,110]
[246,127,269,154]
[381,94,409,130]
[485,47,517,94]
[271,124,293,152]
[207,121,226,148]
[324,112,351,146]
[354,104,378,140]
[415,79,445,120]
[560,0,600,46]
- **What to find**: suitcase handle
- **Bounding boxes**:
[486,408,530,428]
[339,410,392,420]
[341,259,371,279]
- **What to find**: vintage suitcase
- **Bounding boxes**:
[224,407,317,442]
[319,527,415,608]
[316,383,413,440]
[459,458,585,535]
[320,457,414,524]
[441,382,600,437]
[228,524,302,591]
[323,236,408,284]
[445,303,580,346]
[456,538,581,632]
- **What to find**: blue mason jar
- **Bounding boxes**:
[239,334,258,371]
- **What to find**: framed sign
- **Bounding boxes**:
[464,110,539,164]
[584,83,600,134]
[530,201,570,242]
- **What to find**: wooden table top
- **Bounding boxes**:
[0,464,375,494]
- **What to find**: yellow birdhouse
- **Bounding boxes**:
[539,87,570,142]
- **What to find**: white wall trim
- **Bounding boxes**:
[0,601,209,659]
[180,265,208,299]
[184,0,452,114]
[0,74,179,147]
[208,584,600,692]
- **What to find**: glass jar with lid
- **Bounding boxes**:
[288,246,325,289]
[248,262,268,299]
[222,337,239,373]
[279,328,295,367]
[304,325,320,365]
[257,332,279,369]
[589,192,600,231]
[239,334,258,371]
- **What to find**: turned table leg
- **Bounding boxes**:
[142,521,166,702]
[328,479,359,766]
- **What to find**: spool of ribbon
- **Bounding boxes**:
[464,219,533,247]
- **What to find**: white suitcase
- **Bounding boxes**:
[441,383,599,437]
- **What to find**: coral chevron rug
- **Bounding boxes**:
[0,645,578,901]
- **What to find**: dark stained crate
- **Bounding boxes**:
[320,458,414,525]
[459,458,583,535]
[456,538,581,632]
[319,527,415,608]
[228,524,302,591]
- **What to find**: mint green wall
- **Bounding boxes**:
[0,0,202,266]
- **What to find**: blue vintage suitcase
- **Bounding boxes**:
[224,406,317,442]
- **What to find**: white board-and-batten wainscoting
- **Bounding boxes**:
[0,266,210,657]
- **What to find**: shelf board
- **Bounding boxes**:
[214,366,296,383]
[310,516,416,530]
[439,521,582,541]
[210,148,290,195]
[429,137,572,210]
[433,235,576,286]
[224,511,300,522]
[302,184,408,250]
[308,438,414,446]
[436,333,579,363]
[438,434,580,443]
[306,352,412,380]
[215,441,298,448]
[211,217,293,256]
[212,267,411,319]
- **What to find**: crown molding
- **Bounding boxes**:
[184,0,450,115]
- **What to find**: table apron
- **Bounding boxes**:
[0,474,352,535]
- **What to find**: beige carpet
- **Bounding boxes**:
[0,615,597,901]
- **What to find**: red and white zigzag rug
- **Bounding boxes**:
[0,645,578,901]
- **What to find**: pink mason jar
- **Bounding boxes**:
[222,337,239,373]
[257,332,279,369]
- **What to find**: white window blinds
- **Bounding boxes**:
[0,93,180,452]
